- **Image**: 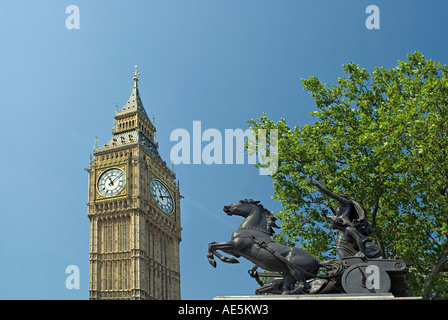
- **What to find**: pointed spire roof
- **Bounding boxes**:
[117,65,151,123]
[94,65,174,176]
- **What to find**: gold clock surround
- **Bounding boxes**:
[95,165,128,200]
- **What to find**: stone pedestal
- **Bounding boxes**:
[214,293,422,300]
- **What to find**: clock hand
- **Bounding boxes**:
[113,173,123,182]
[108,177,114,186]
[158,190,169,199]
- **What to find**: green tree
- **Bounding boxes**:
[247,52,448,299]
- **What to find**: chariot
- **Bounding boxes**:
[250,256,409,296]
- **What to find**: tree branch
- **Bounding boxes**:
[422,241,448,299]
[369,197,386,258]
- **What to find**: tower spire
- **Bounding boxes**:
[116,65,149,123]
[97,66,164,166]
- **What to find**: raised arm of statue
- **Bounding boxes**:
[308,177,346,203]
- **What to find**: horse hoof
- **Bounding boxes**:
[208,258,217,268]
[227,257,239,264]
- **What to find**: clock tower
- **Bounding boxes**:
[86,66,182,300]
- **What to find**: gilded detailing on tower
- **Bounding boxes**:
[86,66,182,300]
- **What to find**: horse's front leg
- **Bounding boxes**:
[207,239,242,268]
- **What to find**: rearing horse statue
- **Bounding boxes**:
[207,199,321,294]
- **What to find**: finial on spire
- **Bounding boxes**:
[133,65,140,81]
[94,136,99,150]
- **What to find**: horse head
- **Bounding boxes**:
[223,199,279,235]
[223,199,260,217]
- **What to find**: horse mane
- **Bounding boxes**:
[240,199,279,235]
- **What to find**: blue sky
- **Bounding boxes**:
[0,0,447,299]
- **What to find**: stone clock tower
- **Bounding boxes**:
[86,66,182,300]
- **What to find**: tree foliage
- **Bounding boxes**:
[247,52,448,299]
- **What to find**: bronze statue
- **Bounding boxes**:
[207,199,341,294]
[308,177,382,259]
[207,194,409,296]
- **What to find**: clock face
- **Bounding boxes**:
[150,180,174,214]
[97,168,126,197]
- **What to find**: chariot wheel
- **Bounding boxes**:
[341,263,391,294]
